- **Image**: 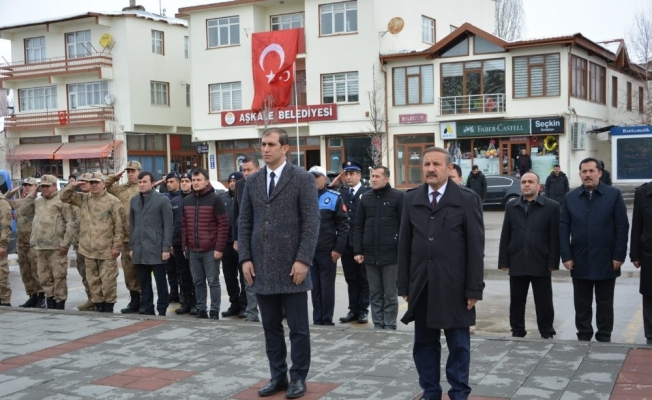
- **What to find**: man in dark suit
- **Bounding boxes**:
[333,161,371,324]
[499,172,560,339]
[239,128,320,399]
[630,181,652,345]
[516,148,532,177]
[398,146,485,400]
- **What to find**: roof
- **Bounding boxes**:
[0,10,187,31]
[177,0,265,17]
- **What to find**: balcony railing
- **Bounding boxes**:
[0,54,112,81]
[439,93,506,115]
[4,108,114,131]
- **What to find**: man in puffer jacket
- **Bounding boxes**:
[182,168,229,319]
[544,164,569,208]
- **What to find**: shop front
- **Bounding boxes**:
[441,117,564,181]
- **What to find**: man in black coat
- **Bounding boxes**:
[172,173,195,315]
[516,148,532,177]
[544,165,569,207]
[630,181,652,345]
[599,160,612,186]
[354,166,403,330]
[560,157,629,342]
[499,172,560,339]
[465,165,487,200]
[398,147,485,400]
[163,172,182,303]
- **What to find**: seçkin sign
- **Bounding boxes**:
[221,104,337,126]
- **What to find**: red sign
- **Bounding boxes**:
[399,113,427,124]
[221,104,338,127]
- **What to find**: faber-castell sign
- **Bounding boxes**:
[221,104,338,126]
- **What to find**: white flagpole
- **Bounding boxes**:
[293,62,301,168]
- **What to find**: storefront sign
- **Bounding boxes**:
[209,154,215,170]
[196,144,209,154]
[531,117,564,134]
[456,119,531,137]
[221,104,338,126]
[611,125,652,136]
[399,113,427,124]
[440,122,457,139]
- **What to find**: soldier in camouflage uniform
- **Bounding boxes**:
[73,173,95,311]
[105,160,141,313]
[61,172,125,313]
[4,178,45,308]
[21,175,77,310]
[0,192,12,306]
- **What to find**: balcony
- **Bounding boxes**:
[4,108,114,131]
[0,54,112,82]
[439,93,506,115]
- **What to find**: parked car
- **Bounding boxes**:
[484,175,522,208]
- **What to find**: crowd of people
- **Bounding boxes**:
[0,127,650,400]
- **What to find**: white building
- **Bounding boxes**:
[0,9,192,180]
[177,0,495,182]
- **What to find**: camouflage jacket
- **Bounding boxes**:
[22,191,77,250]
[0,197,12,249]
[5,193,33,245]
[105,175,138,242]
[60,183,125,260]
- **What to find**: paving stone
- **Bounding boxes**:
[573,360,623,383]
[360,354,414,378]
[561,380,614,399]
[512,386,564,399]
[0,376,47,397]
[489,355,543,376]
[586,346,629,363]
[471,373,524,398]
[522,374,571,391]
[470,342,514,363]
[324,375,395,399]
[2,389,84,400]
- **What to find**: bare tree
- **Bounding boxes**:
[628,5,652,123]
[365,67,388,167]
[494,0,526,41]
[101,114,125,174]
[259,94,279,129]
[0,135,24,178]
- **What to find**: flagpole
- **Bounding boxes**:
[293,61,301,168]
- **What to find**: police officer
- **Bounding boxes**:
[310,166,349,325]
[105,160,142,313]
[332,161,371,324]
[61,172,125,313]
[22,175,78,310]
[5,178,45,308]
[0,191,12,306]
[75,172,96,311]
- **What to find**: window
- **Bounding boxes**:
[639,86,645,114]
[612,76,618,107]
[186,84,191,107]
[291,70,307,106]
[627,81,632,111]
[588,63,606,104]
[19,86,57,111]
[571,55,587,99]
[421,16,435,44]
[320,1,357,35]
[25,37,46,64]
[152,30,164,54]
[150,82,169,106]
[394,135,435,188]
[209,82,242,112]
[271,12,305,30]
[184,36,189,58]
[393,65,434,105]
[474,36,505,54]
[207,16,240,48]
[442,59,505,97]
[513,54,560,98]
[441,37,468,57]
[322,72,358,103]
[66,30,91,58]
[68,81,109,109]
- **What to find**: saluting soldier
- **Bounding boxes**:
[104,160,141,313]
[0,191,13,306]
[61,172,125,313]
[73,172,96,311]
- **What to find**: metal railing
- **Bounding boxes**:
[4,108,114,131]
[439,93,506,115]
[0,54,112,81]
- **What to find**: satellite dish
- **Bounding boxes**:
[104,94,115,105]
[99,33,113,48]
[387,17,405,35]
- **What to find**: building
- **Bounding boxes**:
[177,0,495,182]
[381,24,648,187]
[0,8,191,180]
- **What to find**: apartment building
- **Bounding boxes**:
[382,24,648,188]
[177,0,495,182]
[0,9,191,179]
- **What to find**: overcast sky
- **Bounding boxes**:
[0,0,649,63]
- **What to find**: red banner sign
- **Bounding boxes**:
[221,104,337,127]
[399,113,427,124]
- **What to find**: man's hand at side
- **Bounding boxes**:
[290,261,309,285]
[243,261,255,286]
[467,298,478,310]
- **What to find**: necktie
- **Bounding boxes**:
[350,188,354,198]
[431,191,439,209]
[269,172,276,198]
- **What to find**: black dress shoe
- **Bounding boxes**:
[286,380,306,399]
[358,311,369,324]
[339,312,358,323]
[221,308,239,317]
[238,310,247,318]
[258,377,288,397]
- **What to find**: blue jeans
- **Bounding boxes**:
[188,250,221,313]
[136,263,169,316]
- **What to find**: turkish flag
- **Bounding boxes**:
[251,28,300,111]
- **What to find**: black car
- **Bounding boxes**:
[483,175,522,208]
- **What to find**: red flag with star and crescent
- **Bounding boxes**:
[251,28,300,111]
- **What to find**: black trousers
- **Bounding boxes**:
[222,242,246,310]
[341,245,369,315]
[166,256,178,289]
[572,277,616,341]
[311,250,336,325]
[136,263,170,315]
[509,275,555,337]
[257,291,310,381]
[172,245,194,298]
[644,294,652,340]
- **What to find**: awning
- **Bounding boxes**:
[587,125,615,134]
[7,143,63,160]
[53,140,122,160]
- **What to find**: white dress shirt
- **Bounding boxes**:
[428,181,448,204]
[267,160,286,195]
